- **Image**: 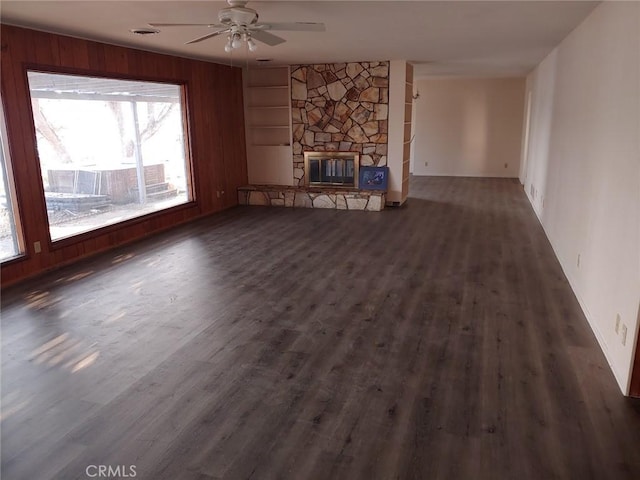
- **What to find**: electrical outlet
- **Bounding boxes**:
[424,161,428,167]
[577,254,581,268]
[34,241,41,254]
[615,314,621,334]
[621,324,628,346]
[504,163,508,169]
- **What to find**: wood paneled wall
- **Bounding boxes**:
[0,25,247,287]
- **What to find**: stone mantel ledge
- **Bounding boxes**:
[237,185,385,211]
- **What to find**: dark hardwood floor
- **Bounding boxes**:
[2,176,639,480]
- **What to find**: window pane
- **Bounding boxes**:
[27,72,192,241]
[0,115,23,262]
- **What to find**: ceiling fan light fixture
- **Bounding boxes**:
[231,33,242,49]
[148,0,325,53]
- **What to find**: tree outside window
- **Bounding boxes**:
[27,72,192,241]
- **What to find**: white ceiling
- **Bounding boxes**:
[1,1,600,77]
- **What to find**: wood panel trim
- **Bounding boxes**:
[0,25,248,287]
[48,202,199,251]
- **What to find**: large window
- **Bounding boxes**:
[27,72,192,241]
[0,104,24,261]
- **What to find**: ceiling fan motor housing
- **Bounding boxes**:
[218,7,258,26]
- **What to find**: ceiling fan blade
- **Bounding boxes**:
[258,22,325,32]
[250,30,286,47]
[186,29,230,45]
[148,23,224,28]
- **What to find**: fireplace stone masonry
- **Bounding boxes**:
[237,185,384,211]
[291,62,390,186]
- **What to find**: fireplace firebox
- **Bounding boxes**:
[304,152,360,188]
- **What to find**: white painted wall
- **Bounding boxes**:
[522,1,640,394]
[412,77,525,177]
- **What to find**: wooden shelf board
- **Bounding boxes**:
[248,105,289,110]
[251,143,291,147]
[247,85,288,90]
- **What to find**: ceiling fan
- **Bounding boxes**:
[149,0,325,52]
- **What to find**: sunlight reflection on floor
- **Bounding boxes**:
[29,332,100,373]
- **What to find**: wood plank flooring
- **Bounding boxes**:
[2,176,640,480]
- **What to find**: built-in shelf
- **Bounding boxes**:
[401,62,414,202]
[248,105,290,110]
[243,66,294,185]
[253,144,291,147]
[247,106,289,129]
[248,85,289,89]
[246,83,290,109]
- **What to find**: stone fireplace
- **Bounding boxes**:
[238,61,394,212]
[291,62,389,186]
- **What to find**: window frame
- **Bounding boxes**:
[24,67,197,247]
[0,95,26,264]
